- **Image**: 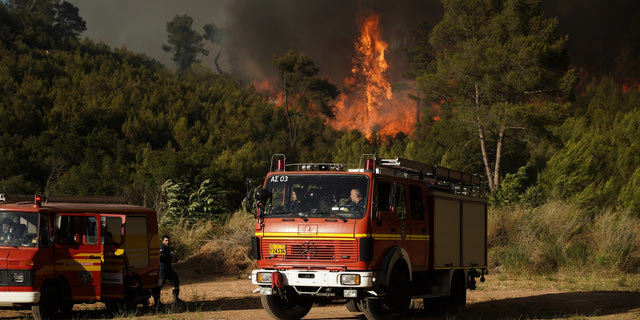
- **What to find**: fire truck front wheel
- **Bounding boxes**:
[345,298,364,312]
[362,267,411,320]
[31,283,59,320]
[260,289,312,320]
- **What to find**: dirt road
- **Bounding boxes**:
[2,275,640,319]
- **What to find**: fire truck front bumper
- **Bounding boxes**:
[0,291,40,306]
[252,269,375,297]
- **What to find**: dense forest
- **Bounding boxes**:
[1,0,639,255]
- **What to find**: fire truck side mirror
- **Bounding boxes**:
[244,179,255,214]
[254,188,271,206]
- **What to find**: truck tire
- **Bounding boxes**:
[261,290,312,320]
[31,283,59,320]
[345,298,363,312]
[449,270,467,310]
[362,268,410,320]
[59,301,74,313]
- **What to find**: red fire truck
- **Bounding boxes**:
[0,195,160,320]
[249,155,487,320]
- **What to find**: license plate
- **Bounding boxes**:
[269,244,286,255]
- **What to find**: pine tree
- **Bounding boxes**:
[418,0,577,192]
[273,51,339,157]
[162,14,208,74]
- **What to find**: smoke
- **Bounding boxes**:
[69,0,639,85]
[544,0,640,77]
[69,0,442,84]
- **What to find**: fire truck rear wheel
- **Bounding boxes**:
[31,283,59,320]
[260,290,312,320]
[449,270,467,310]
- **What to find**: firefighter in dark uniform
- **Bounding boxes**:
[153,235,182,307]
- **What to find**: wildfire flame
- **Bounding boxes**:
[331,11,416,138]
[254,11,420,138]
[356,13,392,113]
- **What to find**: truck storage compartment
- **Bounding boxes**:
[431,192,487,269]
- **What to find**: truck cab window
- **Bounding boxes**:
[264,174,369,219]
[0,212,40,247]
[55,215,98,245]
[409,184,425,220]
[394,183,407,220]
[375,181,392,212]
[101,216,123,245]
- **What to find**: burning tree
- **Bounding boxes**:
[418,0,577,192]
[332,11,417,138]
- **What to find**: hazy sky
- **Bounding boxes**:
[67,0,640,83]
[68,0,442,84]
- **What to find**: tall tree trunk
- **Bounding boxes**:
[494,121,505,190]
[475,82,495,192]
[214,50,222,74]
[282,76,297,154]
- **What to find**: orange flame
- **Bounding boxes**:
[253,79,284,106]
[253,11,418,138]
[331,11,416,138]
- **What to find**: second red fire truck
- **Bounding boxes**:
[0,195,160,320]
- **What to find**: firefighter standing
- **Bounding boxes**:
[153,235,182,306]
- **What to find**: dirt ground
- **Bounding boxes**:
[1,272,639,320]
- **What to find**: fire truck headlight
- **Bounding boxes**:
[257,272,273,283]
[12,272,24,283]
[11,271,25,283]
[340,274,361,285]
[8,270,33,285]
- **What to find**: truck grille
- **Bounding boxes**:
[262,239,357,262]
[0,270,8,286]
[0,269,34,286]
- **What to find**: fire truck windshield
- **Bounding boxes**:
[0,212,41,247]
[264,174,369,219]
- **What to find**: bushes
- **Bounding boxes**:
[489,201,640,274]
[160,210,255,263]
[591,211,640,271]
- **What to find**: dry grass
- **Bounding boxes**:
[489,201,640,275]
[483,272,640,292]
[166,210,257,277]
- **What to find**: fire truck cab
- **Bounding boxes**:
[249,155,487,320]
[0,195,160,320]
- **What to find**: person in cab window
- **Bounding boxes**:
[349,189,365,208]
[104,231,120,254]
[0,219,14,244]
[287,189,303,212]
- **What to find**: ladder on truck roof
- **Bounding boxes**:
[377,157,484,197]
